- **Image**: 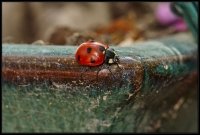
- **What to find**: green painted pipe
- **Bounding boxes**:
[2,38,197,94]
[172,2,198,41]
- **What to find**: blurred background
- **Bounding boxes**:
[2,2,189,45]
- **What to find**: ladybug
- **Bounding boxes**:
[75,40,119,66]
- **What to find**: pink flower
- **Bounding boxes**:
[155,2,187,31]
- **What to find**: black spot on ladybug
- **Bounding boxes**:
[90,57,96,63]
[87,47,92,53]
[77,55,80,61]
[99,46,105,52]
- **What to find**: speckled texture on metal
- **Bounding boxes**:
[2,39,197,93]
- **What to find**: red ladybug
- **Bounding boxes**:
[75,40,119,66]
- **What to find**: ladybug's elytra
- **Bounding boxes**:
[75,40,119,66]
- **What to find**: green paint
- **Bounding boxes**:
[2,38,197,93]
[173,2,198,41]
[2,37,198,132]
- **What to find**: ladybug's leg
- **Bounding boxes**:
[106,65,118,80]
[96,65,105,81]
[96,64,117,81]
[114,56,123,70]
[96,69,101,81]
[96,65,106,81]
[115,63,122,70]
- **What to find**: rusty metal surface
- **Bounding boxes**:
[2,55,142,91]
[2,39,197,93]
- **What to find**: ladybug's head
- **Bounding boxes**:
[105,48,119,65]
